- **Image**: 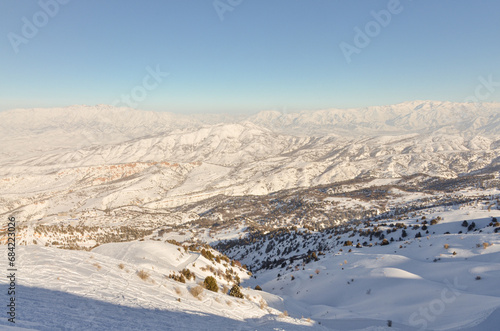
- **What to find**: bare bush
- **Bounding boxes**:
[137,270,150,281]
[190,285,204,299]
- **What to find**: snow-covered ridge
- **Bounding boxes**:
[1,101,500,222]
[249,100,500,135]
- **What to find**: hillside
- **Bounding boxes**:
[0,241,317,330]
[1,199,499,330]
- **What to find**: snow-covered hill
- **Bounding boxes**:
[220,201,500,330]
[0,240,316,330]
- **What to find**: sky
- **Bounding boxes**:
[1,0,499,114]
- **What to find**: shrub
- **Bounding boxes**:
[229,285,244,298]
[483,242,490,249]
[279,310,289,318]
[204,276,218,292]
[430,219,438,225]
[462,220,468,227]
[254,285,262,291]
[201,248,215,261]
[190,285,204,298]
[381,239,389,246]
[137,270,150,281]
[444,244,449,249]
[168,273,186,283]
[118,263,125,270]
[167,239,181,246]
[180,268,195,281]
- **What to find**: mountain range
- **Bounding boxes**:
[1,101,499,221]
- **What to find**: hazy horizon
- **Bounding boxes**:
[1,1,499,113]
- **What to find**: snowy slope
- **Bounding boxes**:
[0,241,317,330]
[2,203,500,330]
[224,204,500,330]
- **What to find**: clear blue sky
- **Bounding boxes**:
[1,0,499,114]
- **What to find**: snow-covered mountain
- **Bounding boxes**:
[2,101,500,330]
[0,104,249,163]
[1,101,499,223]
[249,100,500,136]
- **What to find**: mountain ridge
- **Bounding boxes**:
[1,100,499,221]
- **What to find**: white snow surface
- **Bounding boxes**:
[0,241,315,330]
[1,206,500,330]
